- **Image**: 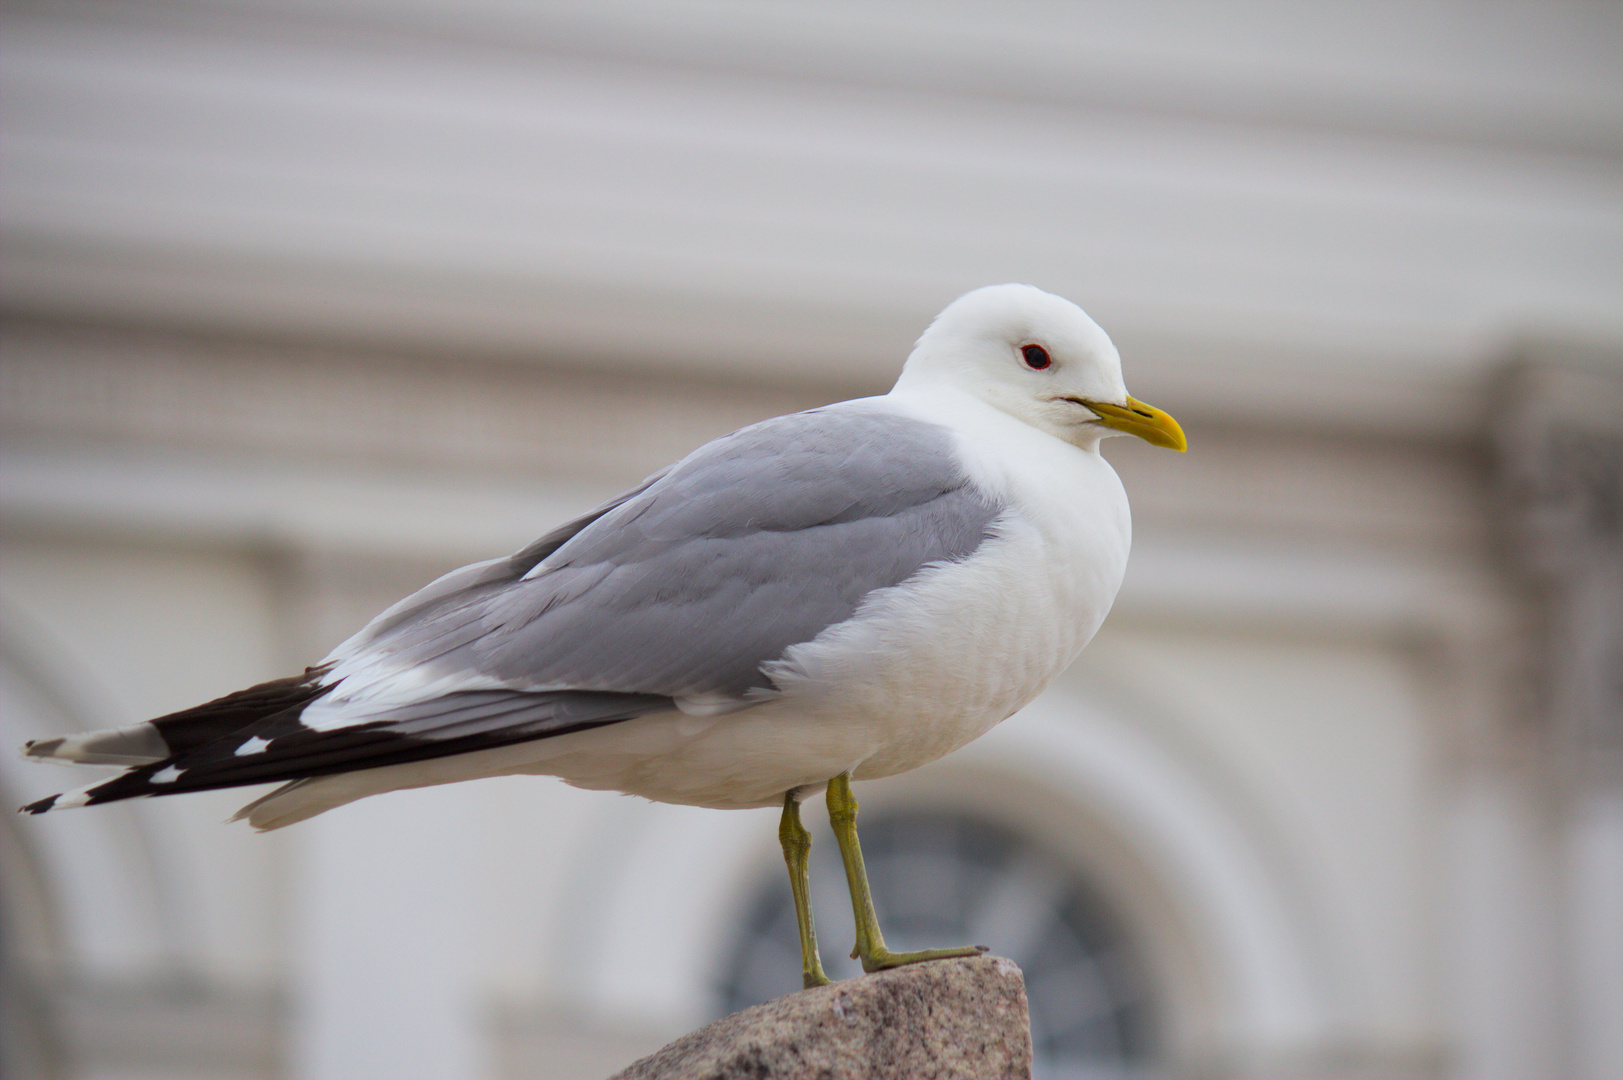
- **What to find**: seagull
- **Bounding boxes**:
[20,283,1185,987]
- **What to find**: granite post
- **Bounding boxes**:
[611,955,1032,1080]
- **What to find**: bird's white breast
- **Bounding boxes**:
[774,396,1131,779]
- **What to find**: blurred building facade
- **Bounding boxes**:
[2,3,1620,1079]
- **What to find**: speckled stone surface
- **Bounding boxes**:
[610,955,1031,1080]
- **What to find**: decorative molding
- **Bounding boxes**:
[0,316,830,486]
[51,979,284,1080]
[5,3,1619,437]
[1495,349,1623,781]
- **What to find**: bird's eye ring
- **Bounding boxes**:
[1020,344,1051,370]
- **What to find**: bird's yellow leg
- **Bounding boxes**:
[825,772,987,973]
[779,792,832,989]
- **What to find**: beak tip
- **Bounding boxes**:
[1089,395,1188,453]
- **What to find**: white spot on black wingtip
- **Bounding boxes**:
[21,786,96,813]
[150,765,184,784]
[20,793,59,815]
[24,787,93,814]
[234,736,271,756]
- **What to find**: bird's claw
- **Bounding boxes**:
[856,943,989,973]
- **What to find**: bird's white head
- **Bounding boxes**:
[894,284,1186,452]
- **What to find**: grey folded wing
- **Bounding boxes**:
[330,404,1005,707]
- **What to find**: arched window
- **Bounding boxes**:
[715,811,1158,1078]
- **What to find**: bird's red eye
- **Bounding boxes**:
[1021,344,1051,370]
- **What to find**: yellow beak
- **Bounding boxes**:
[1079,395,1188,451]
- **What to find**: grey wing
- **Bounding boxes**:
[333,405,1004,707]
[331,465,673,655]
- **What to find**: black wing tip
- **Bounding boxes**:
[20,794,59,815]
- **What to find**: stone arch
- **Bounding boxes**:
[551,677,1341,1066]
[945,685,1341,1060]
